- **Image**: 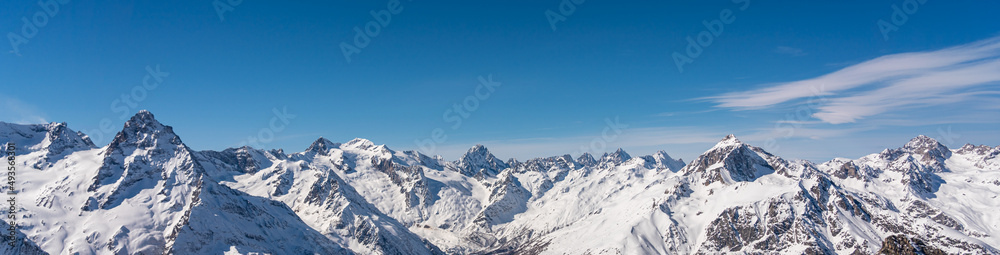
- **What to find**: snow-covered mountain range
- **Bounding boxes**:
[1,110,998,254]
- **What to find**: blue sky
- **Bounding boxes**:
[2,1,999,162]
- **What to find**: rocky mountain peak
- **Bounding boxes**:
[712,134,743,149]
[643,150,686,171]
[456,144,508,177]
[87,110,206,212]
[75,130,96,147]
[123,110,164,131]
[903,135,949,155]
[956,143,994,155]
[343,138,376,150]
[722,134,738,141]
[42,122,96,155]
[105,110,182,155]
[305,137,341,154]
[0,121,95,164]
[600,148,632,165]
[887,135,952,171]
[576,153,597,167]
[558,154,575,165]
[683,135,775,185]
[505,158,521,168]
[467,144,489,154]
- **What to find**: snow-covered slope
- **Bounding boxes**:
[197,138,445,255]
[7,111,348,254]
[2,111,998,254]
[0,121,95,168]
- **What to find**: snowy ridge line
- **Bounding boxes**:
[0,111,998,254]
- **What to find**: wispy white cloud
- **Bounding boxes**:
[742,126,875,143]
[813,60,1000,123]
[707,36,1000,124]
[773,120,824,125]
[0,95,48,124]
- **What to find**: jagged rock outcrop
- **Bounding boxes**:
[642,150,685,172]
[474,171,531,227]
[453,144,509,178]
[575,152,597,167]
[598,148,631,168]
[683,135,776,185]
[0,121,96,168]
[878,235,947,255]
[0,220,48,255]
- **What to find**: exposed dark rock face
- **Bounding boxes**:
[474,171,531,227]
[598,148,632,168]
[198,146,278,174]
[683,135,775,185]
[0,121,96,169]
[697,186,839,254]
[878,235,947,255]
[371,156,433,208]
[306,137,342,156]
[454,144,509,177]
[0,220,48,255]
[641,150,686,172]
[576,153,597,167]
[904,136,952,167]
[833,161,864,179]
[955,143,1000,169]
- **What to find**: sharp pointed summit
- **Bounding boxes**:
[712,134,742,149]
[874,135,953,173]
[576,152,597,167]
[105,110,181,155]
[88,110,201,207]
[599,148,632,165]
[683,134,776,185]
[903,135,952,162]
[305,137,341,155]
[80,111,350,253]
[455,144,508,177]
[642,150,686,171]
[344,137,374,147]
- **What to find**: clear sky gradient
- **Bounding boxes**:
[2,1,999,162]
